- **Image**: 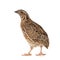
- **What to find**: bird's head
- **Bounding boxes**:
[15,9,29,19]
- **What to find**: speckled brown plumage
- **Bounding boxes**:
[15,9,49,56]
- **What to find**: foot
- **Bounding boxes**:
[36,52,46,56]
[22,53,32,56]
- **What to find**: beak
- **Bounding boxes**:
[15,11,18,13]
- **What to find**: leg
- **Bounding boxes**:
[36,46,45,56]
[22,47,33,56]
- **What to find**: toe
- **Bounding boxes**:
[22,53,31,56]
[36,53,46,56]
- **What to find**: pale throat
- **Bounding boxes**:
[20,15,27,20]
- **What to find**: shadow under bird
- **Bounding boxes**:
[15,9,49,56]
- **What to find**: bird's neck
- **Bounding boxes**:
[20,15,30,21]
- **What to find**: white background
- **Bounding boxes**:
[0,0,60,60]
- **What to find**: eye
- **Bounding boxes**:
[21,11,23,13]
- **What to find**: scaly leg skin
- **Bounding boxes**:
[22,47,33,56]
[36,46,46,56]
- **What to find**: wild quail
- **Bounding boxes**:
[15,9,49,56]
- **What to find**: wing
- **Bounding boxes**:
[23,20,48,39]
[21,20,49,48]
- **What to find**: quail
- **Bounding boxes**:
[15,9,49,56]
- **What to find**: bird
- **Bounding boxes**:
[15,9,49,56]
